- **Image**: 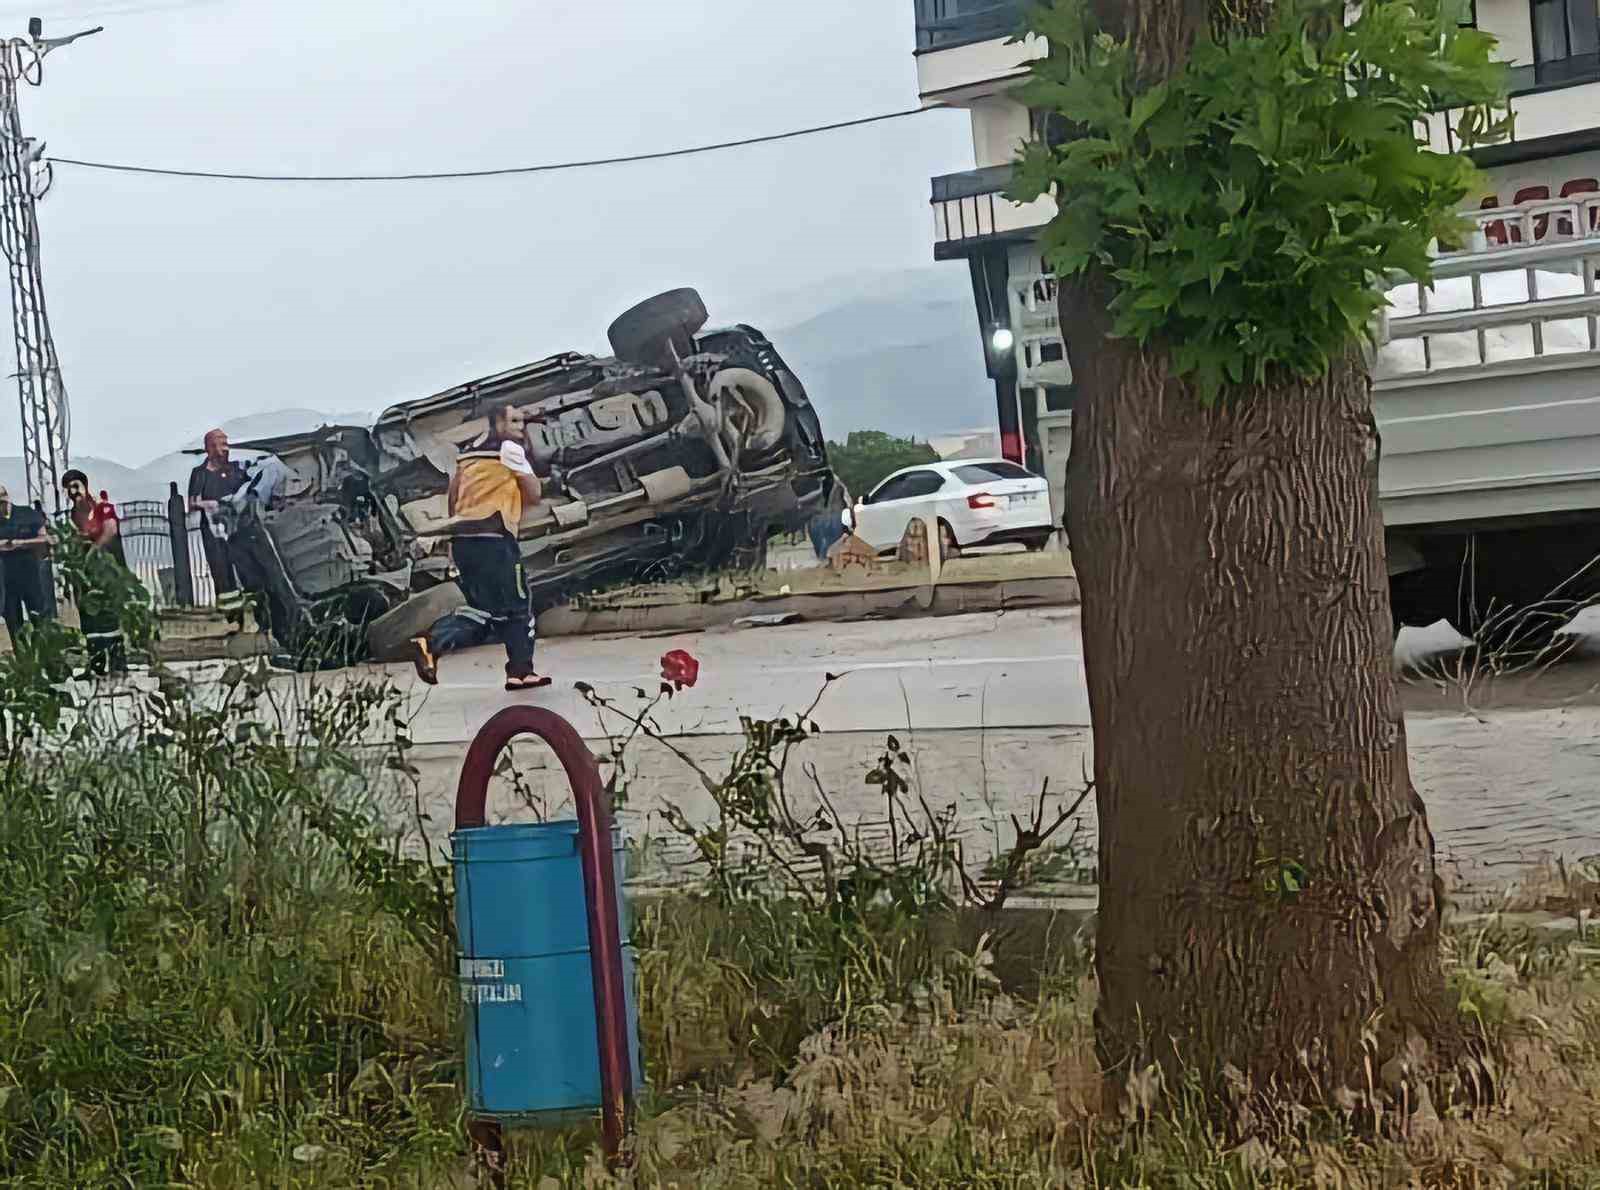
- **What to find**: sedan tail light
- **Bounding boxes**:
[967,493,998,509]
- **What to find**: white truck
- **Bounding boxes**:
[1376,192,1600,647]
[1021,192,1600,648]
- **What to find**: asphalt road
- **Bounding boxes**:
[360,608,1600,890]
[139,605,1600,891]
[377,605,1600,748]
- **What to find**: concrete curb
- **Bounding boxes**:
[539,575,1080,637]
[151,575,1081,662]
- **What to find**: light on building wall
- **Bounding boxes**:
[990,326,1015,354]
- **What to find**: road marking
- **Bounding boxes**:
[767,653,1081,675]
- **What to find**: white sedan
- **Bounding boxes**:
[845,459,1055,555]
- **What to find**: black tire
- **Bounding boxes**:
[366,582,466,662]
[1023,532,1051,553]
[607,288,708,368]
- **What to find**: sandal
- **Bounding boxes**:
[505,672,553,692]
[408,635,439,686]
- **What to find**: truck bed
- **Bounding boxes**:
[1376,237,1600,533]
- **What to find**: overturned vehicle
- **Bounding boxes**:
[224,288,833,664]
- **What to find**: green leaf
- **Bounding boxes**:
[1257,90,1282,157]
[1039,197,1105,276]
[1015,0,1508,398]
[1129,82,1169,133]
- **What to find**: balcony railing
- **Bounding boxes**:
[914,0,1027,52]
[1420,71,1600,156]
[930,164,1055,256]
[1460,194,1600,252]
[1378,237,1600,380]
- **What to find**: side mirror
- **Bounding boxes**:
[840,507,854,530]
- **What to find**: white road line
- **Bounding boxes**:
[765,653,1082,675]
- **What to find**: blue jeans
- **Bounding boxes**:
[809,513,845,560]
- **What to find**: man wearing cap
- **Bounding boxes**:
[0,483,52,643]
[187,428,250,627]
[61,468,132,675]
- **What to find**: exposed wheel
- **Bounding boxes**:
[607,288,709,369]
[366,581,465,662]
[1023,532,1051,552]
[709,367,787,456]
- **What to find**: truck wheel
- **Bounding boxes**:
[607,288,709,369]
[366,582,466,662]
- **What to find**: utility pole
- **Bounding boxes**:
[0,18,100,511]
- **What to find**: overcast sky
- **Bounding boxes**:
[0,0,976,466]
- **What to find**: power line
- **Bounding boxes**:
[47,105,935,183]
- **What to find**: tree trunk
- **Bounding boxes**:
[1064,255,1458,1102]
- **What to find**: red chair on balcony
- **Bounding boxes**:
[1559,177,1599,235]
[1512,184,1552,241]
[1479,194,1508,246]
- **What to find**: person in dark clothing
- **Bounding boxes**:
[0,484,52,643]
[61,468,132,676]
[187,428,249,626]
[808,476,851,561]
[31,501,58,619]
[408,403,549,692]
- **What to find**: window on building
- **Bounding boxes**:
[1042,385,1077,415]
[1532,0,1600,65]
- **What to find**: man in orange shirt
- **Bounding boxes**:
[408,402,550,692]
[62,468,132,676]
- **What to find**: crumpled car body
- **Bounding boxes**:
[224,291,832,663]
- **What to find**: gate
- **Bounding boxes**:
[114,484,217,609]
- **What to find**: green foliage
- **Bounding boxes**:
[825,430,940,501]
[51,522,159,655]
[0,641,457,1185]
[1011,0,1510,400]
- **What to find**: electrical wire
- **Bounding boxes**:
[47,105,935,183]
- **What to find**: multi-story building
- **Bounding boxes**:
[913,0,1600,539]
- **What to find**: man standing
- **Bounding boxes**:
[0,484,52,643]
[62,468,132,676]
[187,428,249,626]
[409,402,549,692]
[808,475,851,561]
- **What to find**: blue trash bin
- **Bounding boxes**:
[452,820,642,1122]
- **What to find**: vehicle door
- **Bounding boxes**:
[856,469,947,550]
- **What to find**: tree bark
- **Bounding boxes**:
[1060,1,1460,1100]
[1065,268,1456,1101]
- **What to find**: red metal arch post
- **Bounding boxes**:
[455,705,633,1164]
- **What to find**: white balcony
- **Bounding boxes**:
[913,1,1042,104]
[1418,73,1600,155]
[930,165,1055,258]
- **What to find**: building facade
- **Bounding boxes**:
[913,0,1600,522]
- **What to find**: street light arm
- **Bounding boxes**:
[35,26,103,53]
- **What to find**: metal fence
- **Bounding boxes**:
[115,484,217,609]
[912,0,1025,51]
